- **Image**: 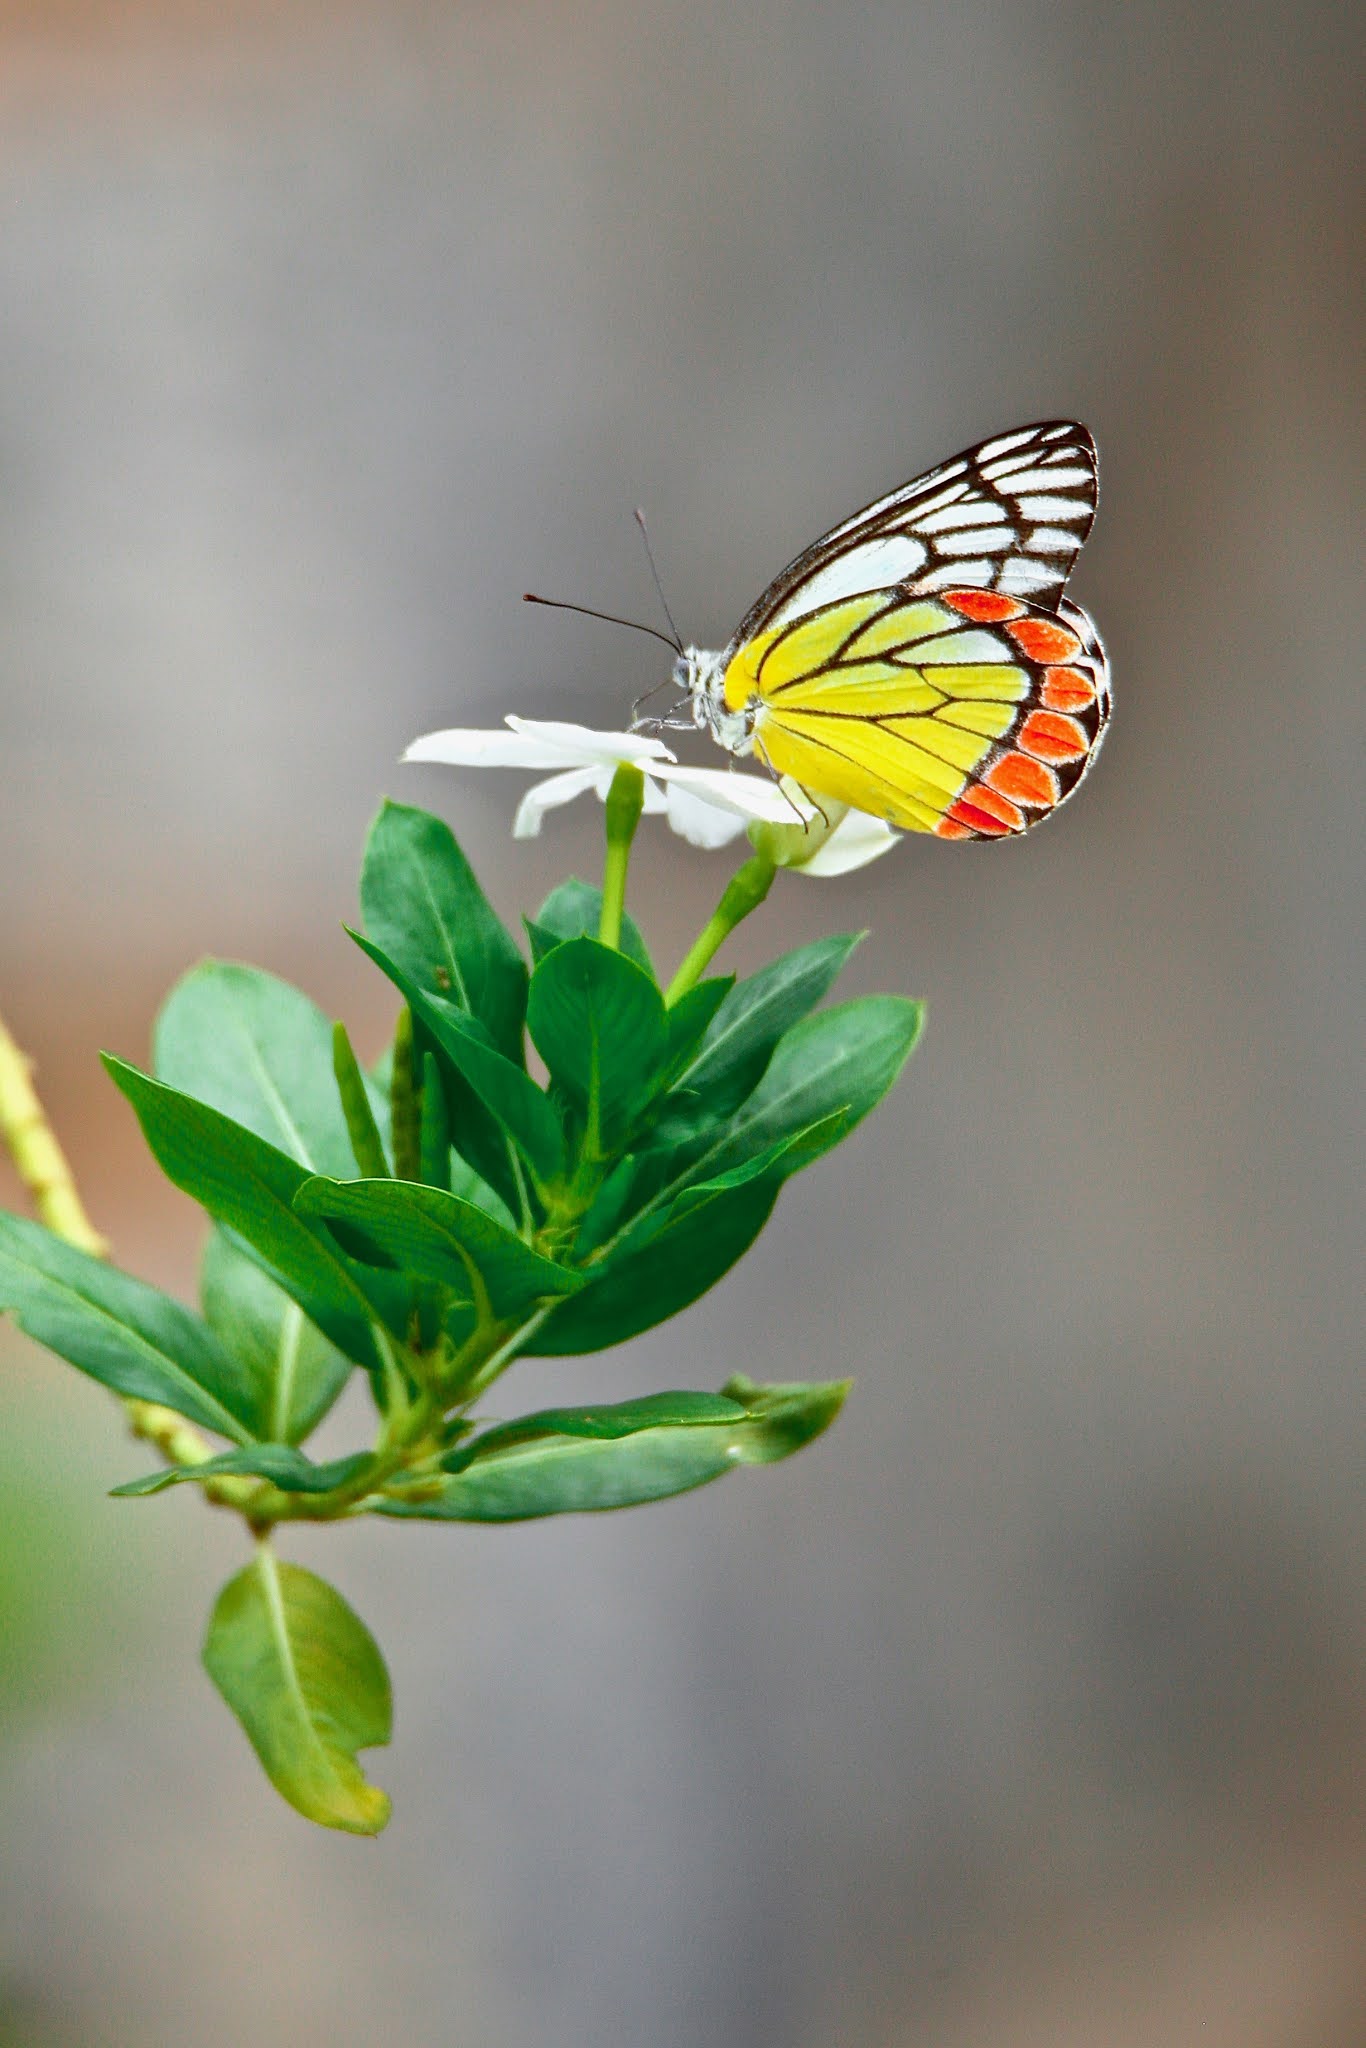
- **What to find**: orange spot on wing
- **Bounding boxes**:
[962,783,1024,831]
[944,589,1025,624]
[1040,664,1096,711]
[933,817,974,840]
[1020,709,1089,762]
[1007,616,1081,662]
[947,795,1012,837]
[987,752,1058,809]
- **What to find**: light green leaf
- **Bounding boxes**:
[155,962,381,1179]
[378,1378,849,1521]
[0,1213,256,1441]
[200,1230,353,1444]
[203,1553,392,1834]
[360,800,528,1063]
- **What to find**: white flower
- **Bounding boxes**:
[403,716,898,873]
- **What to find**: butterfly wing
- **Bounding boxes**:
[726,421,1098,654]
[729,585,1110,839]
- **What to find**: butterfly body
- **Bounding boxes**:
[676,420,1111,840]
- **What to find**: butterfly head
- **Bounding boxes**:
[673,644,758,756]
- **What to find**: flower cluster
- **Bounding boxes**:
[404,717,898,876]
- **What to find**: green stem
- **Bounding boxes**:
[599,763,646,950]
[665,853,777,1004]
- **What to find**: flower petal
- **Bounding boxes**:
[648,760,797,823]
[792,808,900,876]
[504,716,675,764]
[661,781,752,849]
[512,766,602,838]
[406,716,676,773]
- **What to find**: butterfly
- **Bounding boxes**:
[673,420,1110,840]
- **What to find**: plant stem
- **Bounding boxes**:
[665,853,777,1004]
[0,1012,108,1256]
[599,763,646,950]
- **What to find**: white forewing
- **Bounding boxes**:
[727,420,1099,647]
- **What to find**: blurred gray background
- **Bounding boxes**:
[1,2,1362,2043]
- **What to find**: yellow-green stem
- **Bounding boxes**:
[599,763,646,950]
[0,1012,107,1256]
[665,853,777,1005]
[0,1008,259,1508]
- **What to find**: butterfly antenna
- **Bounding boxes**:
[522,592,681,653]
[633,508,685,654]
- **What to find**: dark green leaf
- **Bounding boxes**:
[446,1390,743,1462]
[418,1051,451,1190]
[674,932,865,1112]
[113,1445,373,1497]
[571,1155,640,1256]
[351,933,562,1189]
[528,878,655,978]
[660,978,735,1093]
[154,962,379,1180]
[200,1230,353,1444]
[294,1177,582,1320]
[378,1377,849,1521]
[529,1180,778,1354]
[0,1214,256,1441]
[675,1110,851,1200]
[104,1057,403,1372]
[203,1553,391,1834]
[360,799,527,1063]
[389,1007,423,1181]
[526,937,668,1150]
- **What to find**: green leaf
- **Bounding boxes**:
[674,932,865,1113]
[418,1051,451,1190]
[447,1152,517,1231]
[378,1378,849,1521]
[203,1552,392,1835]
[154,962,379,1180]
[529,1180,779,1354]
[294,1177,583,1321]
[332,1023,391,1179]
[200,1230,353,1444]
[351,933,563,1189]
[526,937,668,1151]
[675,1110,852,1201]
[0,1213,256,1442]
[528,878,655,979]
[662,977,734,1081]
[104,1057,403,1372]
[113,1445,373,1497]
[685,995,924,1188]
[360,800,528,1063]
